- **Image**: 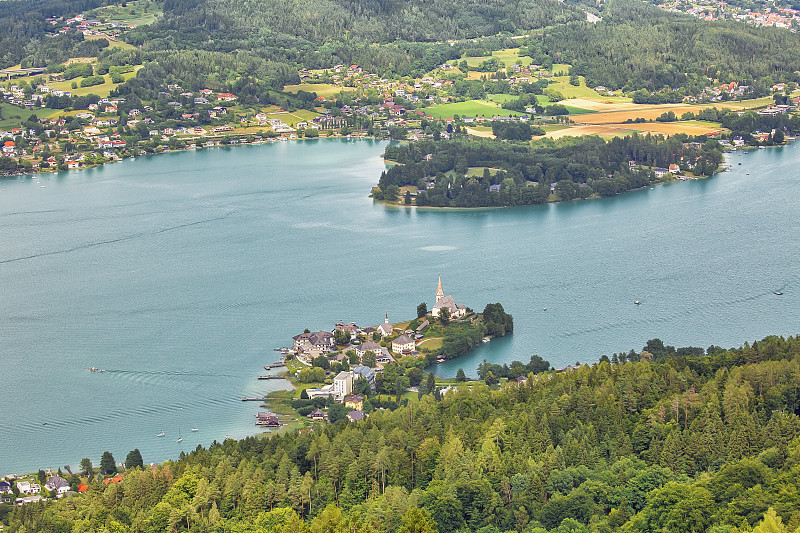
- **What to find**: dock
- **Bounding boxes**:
[241,397,268,402]
[264,363,286,370]
[257,375,286,380]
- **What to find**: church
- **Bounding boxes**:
[431,276,467,318]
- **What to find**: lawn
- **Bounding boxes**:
[463,48,533,69]
[265,109,321,124]
[283,83,355,98]
[424,100,525,119]
[0,103,59,129]
[46,66,142,98]
[85,34,137,50]
[466,166,500,177]
[88,0,163,27]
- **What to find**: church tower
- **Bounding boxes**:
[435,275,444,304]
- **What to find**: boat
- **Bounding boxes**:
[774,291,783,295]
[156,430,165,437]
[191,427,199,432]
[634,300,641,305]
[481,337,491,343]
[176,430,183,443]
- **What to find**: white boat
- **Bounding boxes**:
[634,300,641,305]
[156,430,165,437]
[191,427,199,432]
[176,429,183,442]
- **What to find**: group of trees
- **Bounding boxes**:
[376,135,723,208]
[7,334,800,533]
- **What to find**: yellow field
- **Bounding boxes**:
[85,34,137,50]
[465,126,496,138]
[613,121,723,136]
[544,125,634,139]
[283,83,354,98]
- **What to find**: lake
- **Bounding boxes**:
[1,138,798,473]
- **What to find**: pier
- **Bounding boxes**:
[264,363,286,370]
[241,397,268,402]
[257,375,286,380]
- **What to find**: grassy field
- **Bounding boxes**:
[283,83,354,98]
[85,34,137,50]
[0,103,59,129]
[424,100,525,119]
[466,166,500,177]
[88,0,163,27]
[264,109,320,124]
[46,66,142,98]
[463,48,532,69]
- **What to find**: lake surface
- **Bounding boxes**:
[1,138,798,473]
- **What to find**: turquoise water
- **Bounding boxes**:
[1,139,798,473]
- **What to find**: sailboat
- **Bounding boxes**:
[156,430,165,437]
[176,430,183,443]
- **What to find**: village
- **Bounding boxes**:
[0,469,125,507]
[253,278,510,431]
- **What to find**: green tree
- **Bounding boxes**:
[80,458,93,476]
[439,307,450,326]
[100,451,117,475]
[363,351,378,368]
[125,449,144,470]
[456,368,467,382]
[417,302,428,318]
[399,507,439,533]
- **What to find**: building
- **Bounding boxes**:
[356,341,381,359]
[16,481,31,494]
[293,331,335,352]
[344,394,364,410]
[376,313,393,337]
[352,365,376,391]
[45,476,70,495]
[333,371,353,400]
[0,481,12,494]
[347,410,366,422]
[431,276,467,318]
[309,408,326,421]
[392,334,416,355]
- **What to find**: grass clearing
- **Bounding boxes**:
[88,0,163,27]
[0,103,59,129]
[283,83,355,98]
[466,166,500,177]
[46,66,141,98]
[425,100,525,119]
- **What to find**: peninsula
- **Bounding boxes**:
[255,277,512,430]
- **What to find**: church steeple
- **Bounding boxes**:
[436,275,444,303]
[385,310,389,324]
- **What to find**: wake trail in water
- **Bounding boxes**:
[0,215,231,264]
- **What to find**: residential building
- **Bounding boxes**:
[347,410,366,422]
[45,476,70,495]
[392,334,416,355]
[293,331,335,352]
[352,365,376,391]
[344,394,364,410]
[333,371,353,399]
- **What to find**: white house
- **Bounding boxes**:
[45,476,70,495]
[391,334,416,355]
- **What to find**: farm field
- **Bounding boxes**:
[425,100,525,119]
[612,120,724,136]
[88,0,163,27]
[265,109,320,123]
[84,34,137,50]
[463,48,532,68]
[544,124,635,139]
[465,127,495,138]
[283,83,354,98]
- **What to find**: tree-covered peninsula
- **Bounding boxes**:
[5,335,800,533]
[373,134,724,207]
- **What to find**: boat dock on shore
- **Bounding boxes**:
[263,363,286,370]
[257,375,286,380]
[241,397,268,402]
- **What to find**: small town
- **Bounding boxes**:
[252,277,513,432]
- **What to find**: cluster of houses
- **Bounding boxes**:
[0,474,73,506]
[305,367,374,424]
[659,0,800,29]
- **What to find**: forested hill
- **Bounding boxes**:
[147,0,584,45]
[8,335,800,533]
[524,0,800,92]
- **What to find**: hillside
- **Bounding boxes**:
[6,335,800,532]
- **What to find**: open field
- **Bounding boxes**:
[46,66,142,97]
[88,0,162,27]
[265,109,320,123]
[85,34,137,50]
[465,126,495,138]
[463,48,532,69]
[612,121,724,136]
[0,103,59,129]
[543,124,635,139]
[283,83,354,98]
[425,100,525,119]
[466,166,501,177]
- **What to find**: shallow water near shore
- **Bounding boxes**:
[1,138,798,473]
